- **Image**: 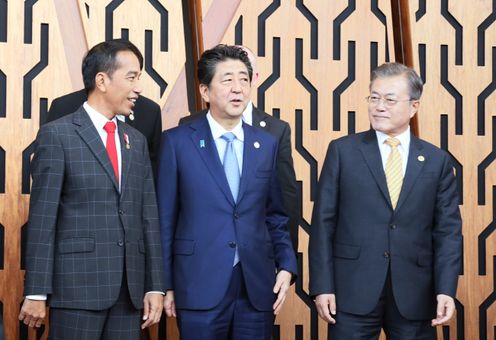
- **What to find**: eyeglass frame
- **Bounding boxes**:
[365,95,417,107]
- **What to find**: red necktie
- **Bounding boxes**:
[103,121,119,185]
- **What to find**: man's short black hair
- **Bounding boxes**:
[197,44,252,87]
[82,39,143,94]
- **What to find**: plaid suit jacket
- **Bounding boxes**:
[24,107,164,310]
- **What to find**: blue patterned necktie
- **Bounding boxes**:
[221,132,240,266]
[221,132,240,201]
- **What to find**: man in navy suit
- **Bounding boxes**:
[19,39,164,339]
[309,63,462,339]
[158,44,297,339]
[179,45,299,253]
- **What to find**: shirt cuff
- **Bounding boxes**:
[146,291,165,295]
[26,294,47,301]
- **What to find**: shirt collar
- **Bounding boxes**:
[376,127,411,149]
[83,102,119,131]
[206,112,244,142]
[242,101,253,126]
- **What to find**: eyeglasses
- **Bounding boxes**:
[366,95,414,108]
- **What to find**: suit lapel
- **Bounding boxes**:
[118,121,131,195]
[359,130,391,207]
[74,108,119,192]
[252,106,268,131]
[395,135,425,211]
[190,118,236,205]
[237,123,256,204]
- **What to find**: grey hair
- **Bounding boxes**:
[370,62,423,100]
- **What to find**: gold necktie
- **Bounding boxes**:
[384,137,403,209]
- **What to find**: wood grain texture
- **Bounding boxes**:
[0,0,492,339]
[408,0,496,338]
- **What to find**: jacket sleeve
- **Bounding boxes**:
[276,122,299,253]
[433,153,462,297]
[157,131,179,290]
[309,140,340,297]
[24,125,65,296]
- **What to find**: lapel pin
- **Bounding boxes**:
[124,133,131,149]
[129,110,135,121]
[254,141,260,149]
[200,139,205,148]
[259,121,266,128]
[418,155,425,162]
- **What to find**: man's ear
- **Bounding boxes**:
[199,83,210,103]
[410,100,420,118]
[94,72,107,93]
[251,71,259,87]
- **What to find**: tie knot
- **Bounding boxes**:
[104,121,116,134]
[385,137,400,148]
[221,132,236,143]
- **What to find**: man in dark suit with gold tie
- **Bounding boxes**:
[309,63,462,339]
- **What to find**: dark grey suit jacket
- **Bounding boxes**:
[179,107,299,251]
[24,107,165,310]
[46,89,162,179]
[309,129,462,320]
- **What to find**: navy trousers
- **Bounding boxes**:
[328,269,436,340]
[177,264,275,340]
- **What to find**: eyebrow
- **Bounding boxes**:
[221,70,249,77]
[371,91,398,96]
[126,71,140,77]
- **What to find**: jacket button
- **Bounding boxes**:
[118,209,124,215]
[118,240,124,247]
[234,213,239,219]
[384,251,390,259]
[229,241,236,248]
[390,224,397,230]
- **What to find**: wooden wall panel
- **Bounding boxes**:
[407,1,496,338]
[78,0,188,128]
[0,1,75,339]
[1,0,493,339]
[207,1,395,338]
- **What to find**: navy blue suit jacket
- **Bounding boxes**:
[158,117,297,311]
[309,129,462,320]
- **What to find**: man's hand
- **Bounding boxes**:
[315,294,337,324]
[18,299,46,328]
[141,293,164,329]
[272,270,292,315]
[164,290,176,317]
[431,294,455,326]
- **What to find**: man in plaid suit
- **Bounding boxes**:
[19,39,165,339]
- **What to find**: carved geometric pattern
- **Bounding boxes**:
[0,147,4,193]
[78,0,185,111]
[408,1,496,338]
[0,0,493,339]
